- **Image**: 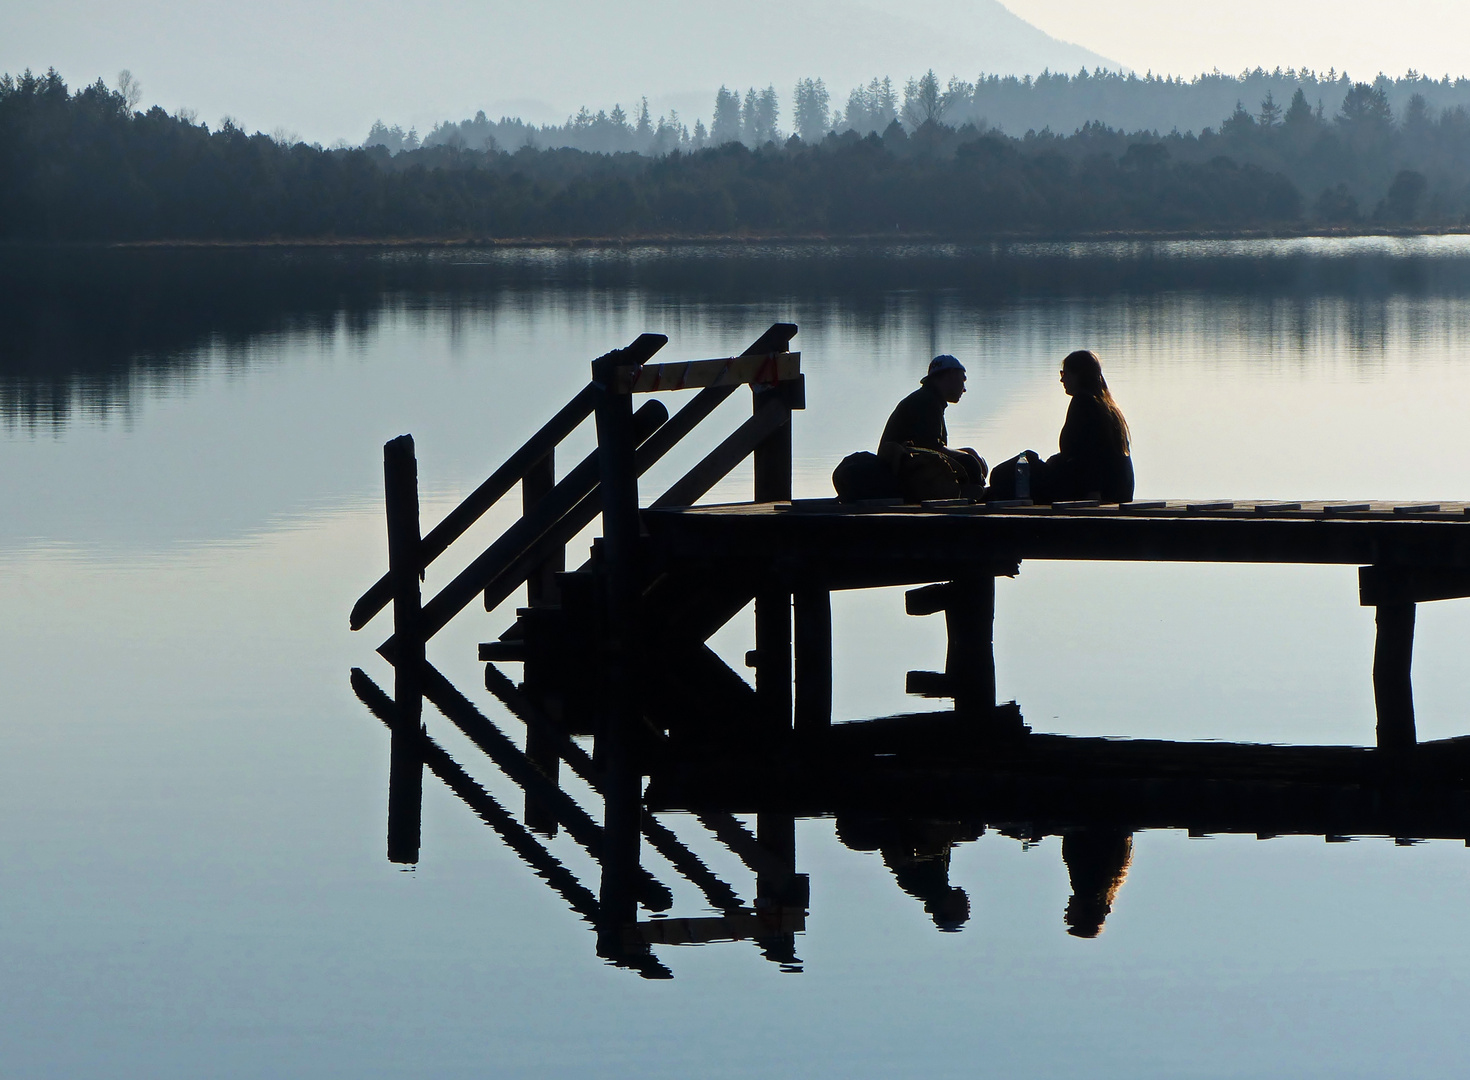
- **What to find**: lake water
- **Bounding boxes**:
[6,238,1470,1078]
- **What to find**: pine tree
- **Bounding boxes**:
[1258,91,1281,127]
[1283,88,1314,128]
[635,97,652,141]
[741,87,759,144]
[793,77,830,142]
[902,70,943,127]
[711,87,741,144]
[756,85,779,143]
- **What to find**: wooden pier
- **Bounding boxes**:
[350,323,1470,973]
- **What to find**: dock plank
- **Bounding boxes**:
[645,499,1470,588]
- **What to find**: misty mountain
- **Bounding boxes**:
[471,0,1118,125]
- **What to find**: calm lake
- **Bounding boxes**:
[5,238,1470,1078]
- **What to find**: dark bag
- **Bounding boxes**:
[986,450,1051,502]
[832,451,902,502]
[892,445,964,502]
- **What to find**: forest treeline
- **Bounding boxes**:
[3,67,1467,242]
[382,68,1470,156]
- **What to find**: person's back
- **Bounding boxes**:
[1056,393,1134,502]
[879,382,949,455]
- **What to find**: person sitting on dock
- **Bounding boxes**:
[877,354,988,486]
[988,350,1134,504]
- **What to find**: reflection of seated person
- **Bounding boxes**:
[988,349,1134,503]
[837,814,980,932]
[1061,828,1133,938]
[879,354,988,486]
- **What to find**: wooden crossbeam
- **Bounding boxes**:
[612,351,800,394]
[1359,565,1470,606]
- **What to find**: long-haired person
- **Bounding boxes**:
[1051,349,1133,502]
[988,350,1134,503]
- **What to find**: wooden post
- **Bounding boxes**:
[522,449,563,608]
[589,339,663,894]
[383,434,424,864]
[521,448,563,836]
[591,348,641,682]
[752,379,795,732]
[946,575,997,716]
[1374,602,1417,751]
[794,588,832,738]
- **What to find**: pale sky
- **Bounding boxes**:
[4,0,1467,145]
[1006,0,1470,81]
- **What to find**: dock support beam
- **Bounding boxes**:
[384,434,424,864]
[794,589,833,738]
[522,448,564,608]
[1358,566,1432,752]
[1373,603,1417,751]
[944,575,997,715]
[752,376,796,734]
[522,448,563,834]
[905,565,1016,719]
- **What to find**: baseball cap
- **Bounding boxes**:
[923,354,965,381]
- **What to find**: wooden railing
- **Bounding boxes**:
[351,323,802,660]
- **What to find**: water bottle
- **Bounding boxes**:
[1015,452,1030,500]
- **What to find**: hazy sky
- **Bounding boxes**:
[1006,0,1470,82]
[4,0,1468,144]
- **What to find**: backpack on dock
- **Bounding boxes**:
[833,445,964,503]
[833,451,901,501]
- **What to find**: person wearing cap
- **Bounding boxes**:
[878,354,987,484]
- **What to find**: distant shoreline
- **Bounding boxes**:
[7,226,1469,252]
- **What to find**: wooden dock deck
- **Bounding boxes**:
[647,497,1470,578]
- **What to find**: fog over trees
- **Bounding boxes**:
[371,67,1470,157]
[7,66,1470,241]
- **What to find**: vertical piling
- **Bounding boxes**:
[1374,602,1417,751]
[590,347,645,937]
[521,448,562,835]
[522,449,563,608]
[383,434,424,864]
[793,588,832,738]
[945,575,997,716]
[752,380,795,733]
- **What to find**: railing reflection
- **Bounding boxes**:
[352,652,1470,977]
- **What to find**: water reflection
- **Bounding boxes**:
[14,240,1470,429]
[352,655,1470,978]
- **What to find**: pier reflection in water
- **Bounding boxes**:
[353,653,1470,976]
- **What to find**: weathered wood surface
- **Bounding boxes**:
[644,499,1470,583]
[382,435,424,864]
[615,351,800,393]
